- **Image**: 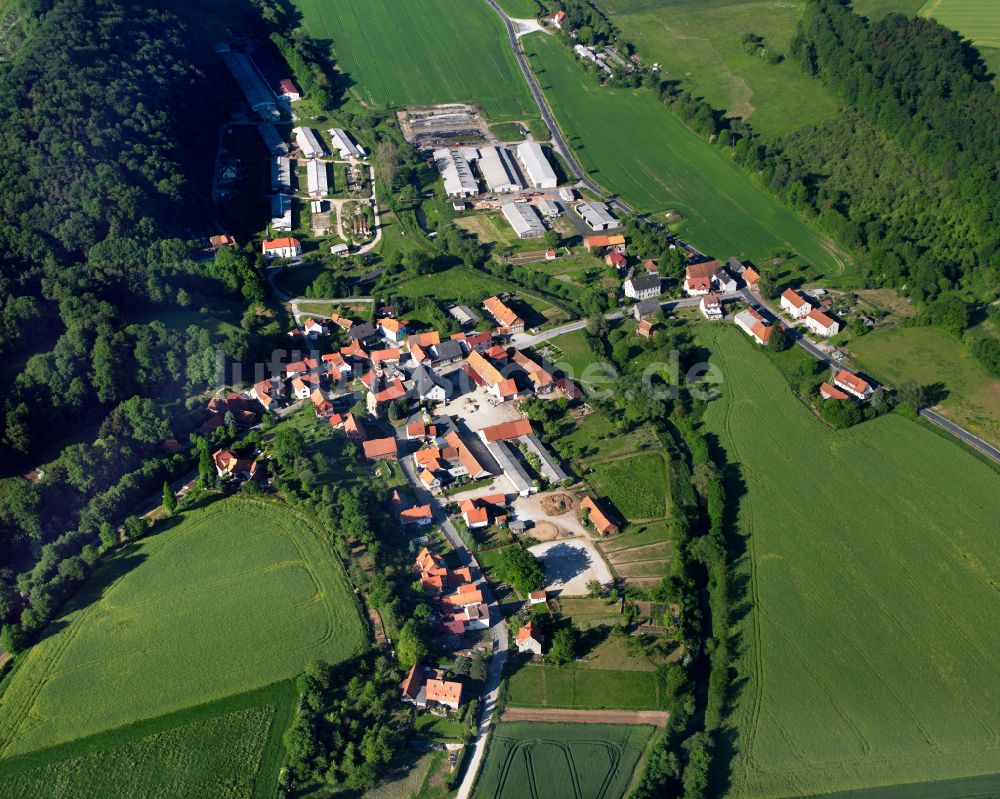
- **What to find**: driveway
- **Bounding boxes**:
[528,538,613,594]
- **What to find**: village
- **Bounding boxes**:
[200,35,885,744]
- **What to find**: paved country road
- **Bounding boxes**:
[483,0,632,215]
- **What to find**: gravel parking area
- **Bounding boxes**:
[528,538,613,595]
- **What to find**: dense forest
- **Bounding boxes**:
[0,0,277,649]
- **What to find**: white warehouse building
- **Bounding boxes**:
[516,141,557,189]
[293,127,326,159]
[221,50,278,120]
[328,127,362,159]
[271,194,292,232]
[502,202,546,239]
[577,201,618,231]
[475,146,522,193]
[271,156,292,193]
[434,147,479,197]
[306,159,328,197]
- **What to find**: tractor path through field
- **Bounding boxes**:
[501,707,670,726]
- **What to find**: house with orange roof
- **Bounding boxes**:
[327,413,344,429]
[452,331,493,353]
[291,374,320,400]
[212,449,256,480]
[483,295,525,334]
[379,317,407,343]
[581,495,619,536]
[583,234,626,253]
[683,260,723,296]
[400,663,424,704]
[443,431,491,480]
[804,308,840,338]
[833,369,873,401]
[459,494,507,529]
[371,347,402,367]
[322,351,352,381]
[250,378,282,412]
[734,306,773,345]
[478,419,532,443]
[820,382,850,401]
[780,288,811,319]
[551,9,566,28]
[302,317,325,337]
[261,237,302,259]
[209,234,237,250]
[310,388,335,417]
[408,343,430,365]
[442,584,484,607]
[408,331,441,349]
[425,678,462,710]
[366,376,407,416]
[343,412,366,442]
[400,504,433,526]
[742,266,760,290]
[512,350,554,393]
[363,437,398,461]
[516,621,543,655]
[637,319,655,338]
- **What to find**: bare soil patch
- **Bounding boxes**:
[501,707,669,726]
[540,493,573,516]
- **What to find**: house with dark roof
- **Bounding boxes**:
[624,274,661,301]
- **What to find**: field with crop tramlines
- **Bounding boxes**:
[522,34,851,276]
[699,324,1000,797]
[0,498,367,759]
[0,701,280,799]
[293,0,537,120]
[473,722,652,799]
[598,0,839,139]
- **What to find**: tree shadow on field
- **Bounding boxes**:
[34,551,149,646]
[703,431,750,798]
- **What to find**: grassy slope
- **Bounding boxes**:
[699,324,1000,797]
[600,0,839,139]
[848,326,1000,448]
[293,0,536,120]
[0,498,367,759]
[524,34,851,276]
[473,722,652,799]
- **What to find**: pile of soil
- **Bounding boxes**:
[540,493,573,516]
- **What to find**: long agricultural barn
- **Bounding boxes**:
[516,141,557,189]
[306,159,329,197]
[476,146,522,193]
[293,127,326,159]
[258,123,288,155]
[328,128,363,159]
[577,200,618,231]
[221,50,278,120]
[271,156,292,192]
[271,194,292,231]
[434,147,479,197]
[502,202,545,239]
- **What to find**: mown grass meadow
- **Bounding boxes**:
[599,0,839,139]
[587,452,668,521]
[0,498,367,759]
[522,34,851,276]
[699,324,1000,797]
[473,722,652,799]
[294,0,537,120]
[507,665,665,711]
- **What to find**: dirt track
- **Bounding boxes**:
[502,707,670,727]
